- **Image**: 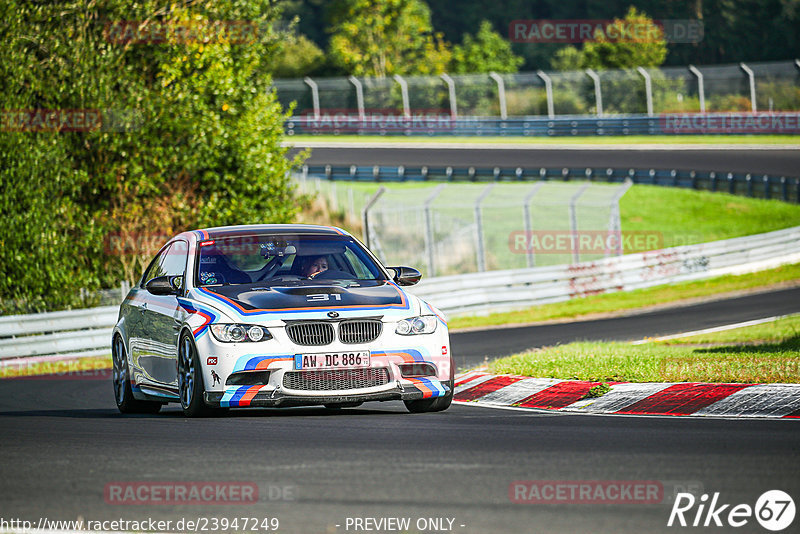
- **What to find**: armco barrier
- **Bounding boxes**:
[285,113,800,137]
[0,306,118,360]
[408,226,800,315]
[1,226,798,360]
[301,164,800,203]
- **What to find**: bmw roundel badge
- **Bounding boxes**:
[327,311,339,318]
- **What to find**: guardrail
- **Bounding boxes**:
[285,112,800,137]
[301,164,800,203]
[0,306,118,361]
[409,226,800,315]
[2,226,798,361]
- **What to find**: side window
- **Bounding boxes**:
[141,246,170,287]
[140,241,188,287]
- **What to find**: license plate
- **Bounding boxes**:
[295,351,370,370]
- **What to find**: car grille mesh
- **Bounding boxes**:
[283,368,390,391]
[285,320,382,346]
[286,322,335,346]
[339,320,382,344]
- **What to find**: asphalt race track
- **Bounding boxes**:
[2,289,799,534]
[290,144,800,176]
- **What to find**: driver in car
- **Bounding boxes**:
[303,255,329,278]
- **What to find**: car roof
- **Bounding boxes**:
[188,224,348,241]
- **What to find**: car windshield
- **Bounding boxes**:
[195,233,387,287]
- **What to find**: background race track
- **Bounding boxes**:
[289,144,800,176]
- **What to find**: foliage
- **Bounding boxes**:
[328,0,451,77]
[450,21,524,74]
[550,7,667,71]
[581,7,668,70]
[271,33,326,78]
[0,0,304,312]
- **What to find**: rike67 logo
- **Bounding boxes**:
[668,490,795,531]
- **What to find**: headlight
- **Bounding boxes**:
[209,324,272,343]
[395,315,437,335]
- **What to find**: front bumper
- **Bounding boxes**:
[204,380,452,408]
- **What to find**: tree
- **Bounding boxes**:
[327,0,451,77]
[550,7,667,70]
[271,34,326,78]
[0,0,304,312]
[450,20,524,74]
[581,7,668,69]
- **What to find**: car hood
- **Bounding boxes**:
[192,281,418,323]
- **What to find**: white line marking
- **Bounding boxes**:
[630,315,790,345]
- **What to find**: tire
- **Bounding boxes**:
[404,384,453,413]
[112,336,162,414]
[404,357,455,414]
[178,333,215,418]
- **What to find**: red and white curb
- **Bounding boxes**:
[453,371,800,419]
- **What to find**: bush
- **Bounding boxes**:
[0,0,305,312]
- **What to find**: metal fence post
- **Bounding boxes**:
[585,69,603,117]
[740,62,757,112]
[423,185,446,277]
[688,65,706,113]
[569,184,590,264]
[440,73,458,118]
[488,72,507,119]
[474,184,496,272]
[536,70,555,119]
[303,77,320,120]
[523,182,545,267]
[637,67,654,116]
[393,74,411,119]
[361,187,386,249]
[608,179,633,257]
[348,76,365,122]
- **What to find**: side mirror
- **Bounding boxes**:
[145,275,180,296]
[389,266,422,286]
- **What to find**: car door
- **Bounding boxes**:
[137,240,189,391]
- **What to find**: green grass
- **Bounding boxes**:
[488,315,800,383]
[663,314,800,345]
[620,186,800,248]
[287,134,800,145]
[449,262,800,330]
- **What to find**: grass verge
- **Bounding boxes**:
[287,134,800,145]
[488,315,800,384]
[449,262,800,330]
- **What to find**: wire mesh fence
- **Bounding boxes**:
[296,176,631,277]
[275,60,800,120]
